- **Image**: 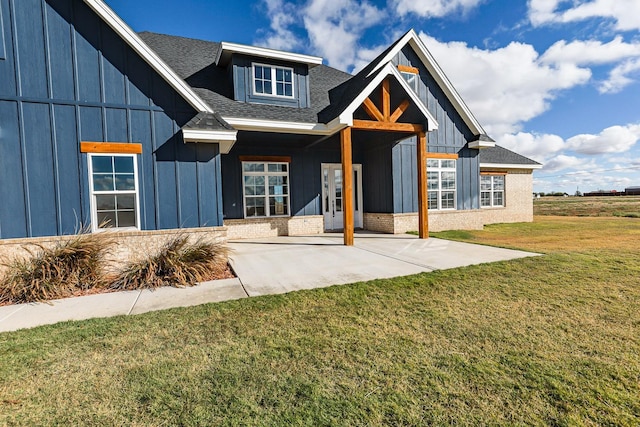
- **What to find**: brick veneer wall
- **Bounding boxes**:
[225,215,324,239]
[481,170,534,225]
[364,170,534,233]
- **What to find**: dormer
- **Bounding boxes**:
[215,42,323,108]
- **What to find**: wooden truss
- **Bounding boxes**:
[340,77,429,245]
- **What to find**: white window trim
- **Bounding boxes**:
[427,158,457,211]
[252,62,295,99]
[480,175,505,208]
[87,153,141,232]
[242,161,291,218]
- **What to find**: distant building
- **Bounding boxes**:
[625,187,640,196]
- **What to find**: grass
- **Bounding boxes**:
[1,209,639,424]
[534,195,640,217]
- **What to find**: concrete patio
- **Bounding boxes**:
[0,233,538,332]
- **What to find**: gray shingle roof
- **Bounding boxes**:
[479,145,541,166]
[182,112,234,132]
[139,32,352,124]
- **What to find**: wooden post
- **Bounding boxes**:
[417,131,428,238]
[341,127,354,246]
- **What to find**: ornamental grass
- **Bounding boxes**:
[0,230,113,305]
[109,235,230,290]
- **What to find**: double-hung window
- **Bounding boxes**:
[427,159,456,210]
[242,161,290,218]
[253,63,294,98]
[88,153,140,230]
[480,175,505,207]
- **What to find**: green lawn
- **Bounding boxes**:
[1,215,639,425]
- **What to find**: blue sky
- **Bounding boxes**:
[105,0,640,194]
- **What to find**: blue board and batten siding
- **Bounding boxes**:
[391,46,480,213]
[0,0,223,239]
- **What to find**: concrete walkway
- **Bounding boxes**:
[0,234,538,333]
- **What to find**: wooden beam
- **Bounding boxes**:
[390,99,411,123]
[362,97,385,122]
[352,119,423,133]
[480,171,507,175]
[80,142,142,154]
[425,153,458,160]
[341,127,354,246]
[397,64,419,74]
[382,78,390,121]
[417,131,428,239]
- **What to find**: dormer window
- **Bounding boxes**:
[253,63,294,98]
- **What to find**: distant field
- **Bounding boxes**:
[534,195,640,217]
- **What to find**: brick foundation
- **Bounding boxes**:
[364,211,485,233]
[225,215,324,239]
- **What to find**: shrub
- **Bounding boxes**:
[0,231,113,304]
[109,235,230,290]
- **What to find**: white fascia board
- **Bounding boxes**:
[84,0,213,113]
[480,163,543,170]
[368,29,485,136]
[215,42,323,67]
[182,129,238,154]
[338,62,439,131]
[222,117,340,135]
[468,140,496,149]
[182,129,237,142]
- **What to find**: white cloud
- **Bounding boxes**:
[528,0,640,31]
[599,58,640,93]
[260,0,303,51]
[542,154,590,172]
[393,0,484,18]
[418,33,591,134]
[302,0,385,71]
[498,132,566,162]
[540,36,640,66]
[258,0,386,72]
[566,124,640,154]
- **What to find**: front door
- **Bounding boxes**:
[322,163,363,231]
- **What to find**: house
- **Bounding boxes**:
[0,0,540,254]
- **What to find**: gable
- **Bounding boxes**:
[369,30,492,145]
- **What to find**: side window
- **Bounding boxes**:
[88,153,140,230]
[242,161,290,218]
[400,71,418,93]
[427,158,457,210]
[481,175,505,208]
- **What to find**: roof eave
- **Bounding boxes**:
[480,162,543,170]
[182,129,238,154]
[215,42,324,68]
